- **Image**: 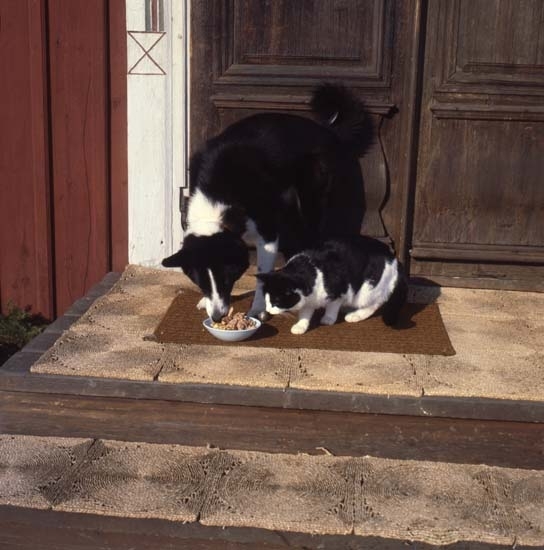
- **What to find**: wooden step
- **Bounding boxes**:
[1,266,543,423]
[1,390,543,471]
[1,434,543,549]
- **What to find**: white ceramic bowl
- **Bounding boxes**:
[203,317,261,342]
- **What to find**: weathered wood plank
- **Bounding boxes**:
[1,390,542,470]
[48,0,111,315]
[0,507,288,550]
[0,0,53,318]
[411,0,544,289]
[109,0,129,272]
[0,502,536,549]
[2,365,544,423]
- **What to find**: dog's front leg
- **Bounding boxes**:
[249,238,278,317]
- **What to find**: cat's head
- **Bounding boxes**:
[256,271,303,314]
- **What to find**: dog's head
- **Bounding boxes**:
[162,232,249,322]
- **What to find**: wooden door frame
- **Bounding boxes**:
[110,1,130,274]
[394,0,427,269]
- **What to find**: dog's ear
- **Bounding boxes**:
[162,249,188,269]
[255,272,274,283]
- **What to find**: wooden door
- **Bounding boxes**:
[189,0,543,291]
[189,0,425,254]
[410,0,544,291]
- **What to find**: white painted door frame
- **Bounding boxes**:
[126,0,188,266]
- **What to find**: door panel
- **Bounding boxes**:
[190,0,423,248]
[411,0,544,290]
[215,0,390,84]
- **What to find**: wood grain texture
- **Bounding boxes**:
[0,0,54,318]
[411,0,544,289]
[48,0,111,315]
[411,243,544,264]
[1,390,543,470]
[410,259,544,292]
[3,506,506,550]
[0,507,292,550]
[109,0,129,272]
[0,0,127,318]
[439,0,544,92]
[215,0,392,85]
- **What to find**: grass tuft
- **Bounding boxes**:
[0,305,49,365]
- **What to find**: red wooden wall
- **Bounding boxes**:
[0,0,128,320]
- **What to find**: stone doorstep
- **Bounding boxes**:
[2,265,543,421]
[1,434,543,547]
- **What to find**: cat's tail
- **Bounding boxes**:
[310,83,375,155]
[381,262,408,327]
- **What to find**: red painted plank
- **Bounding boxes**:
[0,0,54,319]
[109,0,129,272]
[48,0,111,315]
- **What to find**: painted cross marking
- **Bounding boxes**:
[128,31,166,75]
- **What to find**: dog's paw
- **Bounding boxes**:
[248,302,266,319]
[249,308,270,322]
[320,314,337,326]
[196,297,207,310]
[257,310,271,322]
[291,320,309,335]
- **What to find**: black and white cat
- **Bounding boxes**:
[256,236,407,334]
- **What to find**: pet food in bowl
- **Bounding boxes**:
[203,309,261,342]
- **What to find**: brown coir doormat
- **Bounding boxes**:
[154,290,455,356]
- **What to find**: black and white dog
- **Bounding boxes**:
[162,84,374,321]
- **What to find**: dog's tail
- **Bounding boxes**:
[381,261,408,327]
[310,83,375,155]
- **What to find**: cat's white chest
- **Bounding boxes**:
[310,268,330,305]
[294,266,329,311]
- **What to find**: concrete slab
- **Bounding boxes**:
[53,439,206,522]
[0,434,92,510]
[292,350,421,396]
[159,344,294,389]
[425,287,544,322]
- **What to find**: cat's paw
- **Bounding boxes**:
[196,297,207,310]
[344,311,364,323]
[344,309,373,323]
[291,320,309,335]
[320,314,337,326]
